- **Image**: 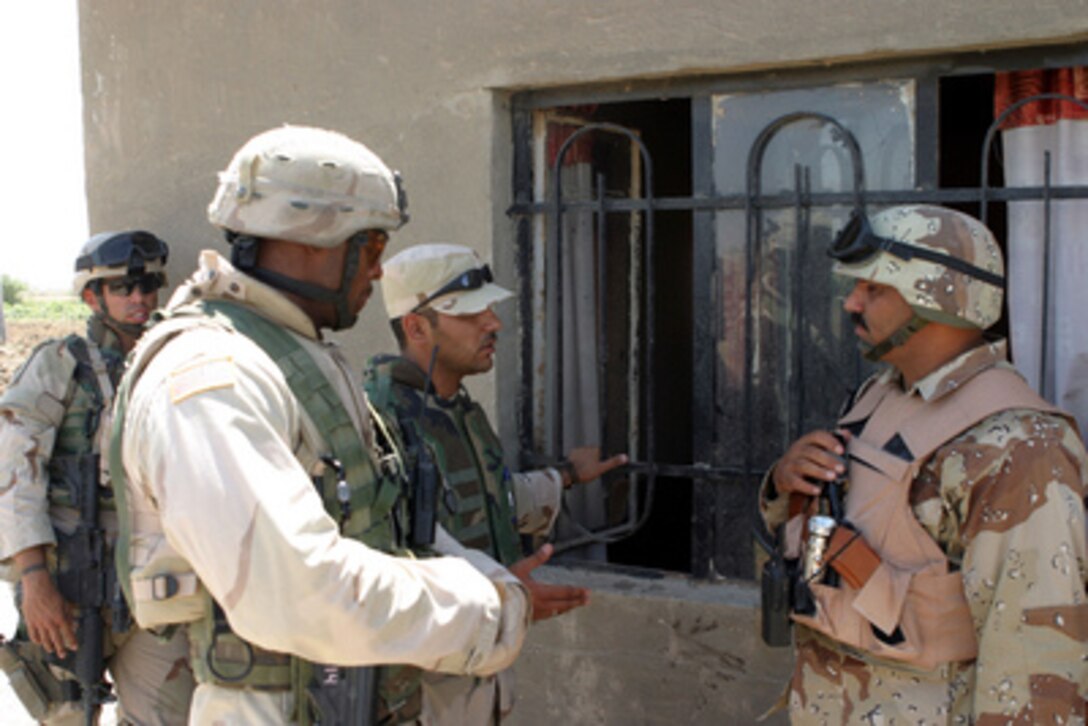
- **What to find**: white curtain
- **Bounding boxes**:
[999,68,1088,442]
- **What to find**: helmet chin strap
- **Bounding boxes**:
[860,314,929,362]
[228,232,366,331]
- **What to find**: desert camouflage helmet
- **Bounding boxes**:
[830,205,1004,330]
[72,230,169,295]
[207,125,408,247]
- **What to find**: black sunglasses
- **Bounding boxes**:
[104,272,166,296]
[411,265,494,312]
[76,231,169,274]
[828,213,1003,287]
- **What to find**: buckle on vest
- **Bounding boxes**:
[378,454,402,480]
[151,574,180,600]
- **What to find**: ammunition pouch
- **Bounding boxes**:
[0,636,81,720]
[825,523,881,590]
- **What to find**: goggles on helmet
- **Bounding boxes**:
[412,265,494,313]
[76,231,169,275]
[828,213,1003,288]
[103,272,166,296]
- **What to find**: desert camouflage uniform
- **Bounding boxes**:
[117,251,530,724]
[364,354,563,724]
[763,340,1088,724]
[0,316,193,725]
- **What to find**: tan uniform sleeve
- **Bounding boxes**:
[958,415,1088,722]
[123,328,521,675]
[0,340,74,563]
[510,469,562,536]
[432,525,530,675]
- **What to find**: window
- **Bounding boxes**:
[508,43,1088,579]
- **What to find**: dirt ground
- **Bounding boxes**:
[0,319,85,392]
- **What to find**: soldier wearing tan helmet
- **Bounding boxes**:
[760,205,1087,723]
[0,232,195,724]
[110,126,531,724]
[364,243,626,724]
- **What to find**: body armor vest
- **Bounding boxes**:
[365,356,522,723]
[789,365,1063,670]
[111,300,413,723]
[366,356,522,566]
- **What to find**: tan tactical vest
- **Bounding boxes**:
[111,301,412,723]
[789,365,1063,670]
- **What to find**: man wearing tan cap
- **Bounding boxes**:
[365,243,627,724]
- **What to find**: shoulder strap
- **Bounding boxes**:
[66,335,113,402]
[201,301,400,532]
[362,356,399,414]
[65,336,115,459]
[898,366,1062,465]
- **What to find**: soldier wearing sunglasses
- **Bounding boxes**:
[365,243,628,724]
[0,231,194,724]
[760,205,1087,723]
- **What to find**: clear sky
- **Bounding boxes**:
[1,1,87,293]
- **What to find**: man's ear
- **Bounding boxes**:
[402,312,431,343]
[81,286,101,312]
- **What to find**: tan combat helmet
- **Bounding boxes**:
[208,125,408,246]
[207,125,409,330]
[829,204,1004,359]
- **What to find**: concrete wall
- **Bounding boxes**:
[77,0,1088,416]
[510,565,794,725]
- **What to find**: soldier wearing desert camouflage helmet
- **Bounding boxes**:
[110,125,531,724]
[0,231,194,724]
[761,204,1087,723]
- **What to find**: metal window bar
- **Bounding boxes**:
[743,112,866,495]
[512,92,1088,567]
[547,122,662,550]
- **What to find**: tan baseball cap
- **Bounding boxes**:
[381,243,513,319]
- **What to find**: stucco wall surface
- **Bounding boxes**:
[77,1,1088,418]
[510,564,793,724]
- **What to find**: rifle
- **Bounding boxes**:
[52,337,118,724]
[53,453,112,726]
[405,346,443,550]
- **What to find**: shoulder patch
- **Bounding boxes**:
[168,356,236,404]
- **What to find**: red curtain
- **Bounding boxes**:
[995,67,1088,129]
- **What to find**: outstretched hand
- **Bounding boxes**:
[568,446,628,486]
[508,544,589,621]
